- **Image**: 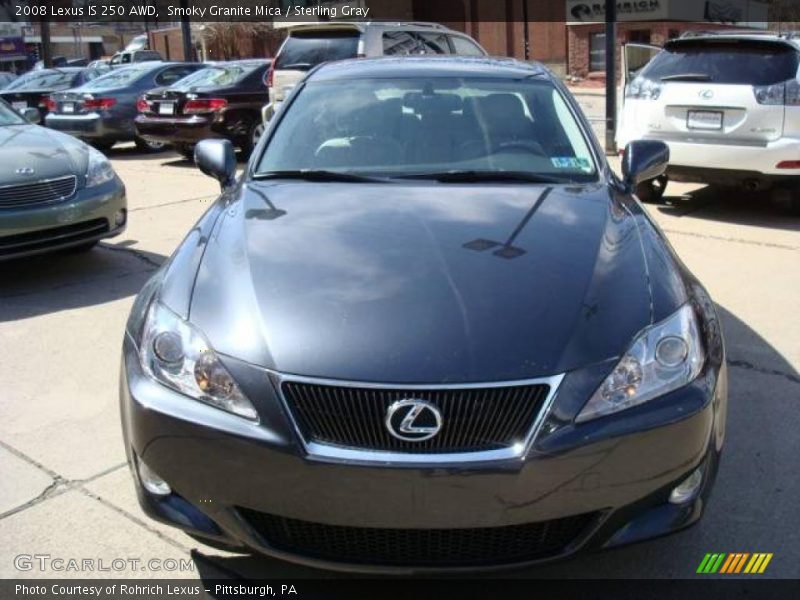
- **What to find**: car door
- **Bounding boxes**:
[616,42,661,147]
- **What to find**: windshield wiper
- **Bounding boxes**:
[252,169,390,183]
[396,170,565,184]
[659,73,713,82]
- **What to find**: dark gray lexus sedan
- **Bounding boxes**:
[0,100,126,260]
[120,57,727,572]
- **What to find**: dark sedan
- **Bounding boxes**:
[0,99,126,260]
[134,60,270,159]
[0,67,109,120]
[45,62,203,152]
[120,57,727,572]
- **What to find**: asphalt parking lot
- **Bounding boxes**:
[0,145,798,580]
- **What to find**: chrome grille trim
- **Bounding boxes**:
[272,372,565,465]
[0,175,78,209]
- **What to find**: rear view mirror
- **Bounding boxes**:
[622,140,669,188]
[194,139,236,190]
[22,107,41,124]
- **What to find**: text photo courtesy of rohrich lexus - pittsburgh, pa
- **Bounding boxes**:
[0,0,798,599]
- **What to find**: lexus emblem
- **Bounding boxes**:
[699,89,714,100]
[15,167,35,176]
[385,399,443,442]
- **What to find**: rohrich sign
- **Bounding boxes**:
[566,0,769,23]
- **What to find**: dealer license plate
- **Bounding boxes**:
[687,110,723,130]
[159,102,175,115]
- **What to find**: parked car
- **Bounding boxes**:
[617,31,800,211]
[0,98,126,260]
[135,60,270,160]
[0,72,17,90]
[0,67,110,120]
[45,62,204,152]
[262,21,487,122]
[110,50,162,67]
[121,56,726,572]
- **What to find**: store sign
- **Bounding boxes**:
[566,0,768,23]
[567,0,668,22]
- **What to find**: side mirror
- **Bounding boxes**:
[622,140,669,188]
[194,139,236,190]
[22,107,41,124]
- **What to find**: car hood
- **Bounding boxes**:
[0,124,88,182]
[188,181,653,383]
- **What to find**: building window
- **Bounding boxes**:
[589,33,605,72]
[629,30,651,44]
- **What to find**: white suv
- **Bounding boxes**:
[263,21,486,123]
[617,32,800,210]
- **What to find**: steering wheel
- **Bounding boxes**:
[493,140,546,156]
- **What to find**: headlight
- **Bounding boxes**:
[139,301,258,421]
[576,304,704,423]
[626,76,662,101]
[85,146,116,187]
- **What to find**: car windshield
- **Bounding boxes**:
[80,65,152,90]
[643,41,800,86]
[0,102,27,125]
[175,64,255,87]
[4,70,76,91]
[256,77,597,182]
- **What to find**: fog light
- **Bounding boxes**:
[114,209,126,227]
[669,468,702,504]
[137,458,171,496]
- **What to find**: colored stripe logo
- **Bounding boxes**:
[697,553,773,574]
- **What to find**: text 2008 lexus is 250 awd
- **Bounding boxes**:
[120,57,727,573]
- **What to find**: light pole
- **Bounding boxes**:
[180,0,193,62]
[604,1,618,153]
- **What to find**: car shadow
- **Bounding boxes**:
[185,304,799,579]
[103,143,179,162]
[657,185,800,233]
[0,241,165,322]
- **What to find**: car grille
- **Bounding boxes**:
[280,381,550,454]
[0,218,108,258]
[0,176,77,209]
[238,509,598,567]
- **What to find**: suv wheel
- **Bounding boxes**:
[635,174,668,203]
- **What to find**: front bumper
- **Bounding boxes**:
[120,335,726,573]
[45,112,135,143]
[0,177,126,260]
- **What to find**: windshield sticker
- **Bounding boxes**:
[551,157,591,171]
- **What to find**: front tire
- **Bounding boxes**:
[176,143,195,162]
[635,174,668,203]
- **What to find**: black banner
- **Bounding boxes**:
[1,0,798,24]
[2,579,800,600]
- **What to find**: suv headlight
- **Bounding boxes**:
[86,146,116,187]
[140,301,258,421]
[626,76,662,101]
[576,304,705,423]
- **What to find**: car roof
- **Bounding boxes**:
[307,55,550,82]
[669,31,800,50]
[288,21,453,34]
